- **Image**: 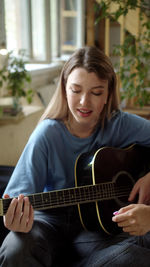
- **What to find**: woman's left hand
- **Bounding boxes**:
[112,204,150,236]
[128,172,150,204]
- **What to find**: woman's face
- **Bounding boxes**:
[65,67,108,136]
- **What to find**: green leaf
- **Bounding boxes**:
[0,80,3,87]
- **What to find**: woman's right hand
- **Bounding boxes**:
[3,194,34,233]
[112,203,150,236]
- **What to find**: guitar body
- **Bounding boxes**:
[75,145,150,235]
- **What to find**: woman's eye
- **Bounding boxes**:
[92,92,102,96]
[71,89,80,94]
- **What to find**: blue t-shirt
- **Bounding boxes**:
[4,110,150,197]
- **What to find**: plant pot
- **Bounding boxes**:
[0,96,22,118]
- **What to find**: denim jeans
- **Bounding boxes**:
[1,206,150,267]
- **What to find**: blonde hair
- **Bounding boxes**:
[39,46,119,126]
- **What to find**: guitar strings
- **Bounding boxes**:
[2,185,131,213]
[3,186,130,208]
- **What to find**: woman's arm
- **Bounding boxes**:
[112,203,150,236]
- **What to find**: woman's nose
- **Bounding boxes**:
[80,94,89,105]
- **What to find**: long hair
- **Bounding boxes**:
[39,46,119,125]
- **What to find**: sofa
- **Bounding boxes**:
[0,166,14,246]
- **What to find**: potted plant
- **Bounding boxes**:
[95,0,150,109]
[0,49,33,117]
[113,17,150,108]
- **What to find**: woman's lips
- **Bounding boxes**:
[77,109,92,117]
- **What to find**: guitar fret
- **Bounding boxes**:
[28,195,34,207]
[32,194,42,209]
[70,188,76,202]
[62,188,76,205]
[84,186,90,201]
[96,184,102,200]
[98,184,102,199]
[111,183,115,198]
[43,192,50,205]
[57,190,63,203]
[90,186,95,200]
[75,187,80,202]
[108,183,112,198]
[100,183,105,199]
[90,185,95,201]
[63,189,69,204]
[51,191,57,206]
[55,191,59,205]
[104,183,108,198]
[56,190,66,206]
[80,187,85,202]
[89,185,94,201]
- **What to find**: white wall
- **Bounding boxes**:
[0,63,63,166]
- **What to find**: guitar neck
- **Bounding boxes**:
[0,182,131,216]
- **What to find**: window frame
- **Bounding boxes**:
[2,0,85,64]
[0,0,6,48]
[28,0,51,63]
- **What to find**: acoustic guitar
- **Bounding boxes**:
[0,144,150,235]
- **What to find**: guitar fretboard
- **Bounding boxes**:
[0,182,131,216]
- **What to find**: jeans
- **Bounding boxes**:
[1,206,150,267]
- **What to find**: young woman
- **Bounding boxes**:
[1,46,150,266]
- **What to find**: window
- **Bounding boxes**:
[2,0,85,63]
[31,0,50,61]
[60,0,85,56]
[50,0,85,60]
[4,0,50,62]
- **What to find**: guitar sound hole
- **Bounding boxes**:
[114,171,135,207]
